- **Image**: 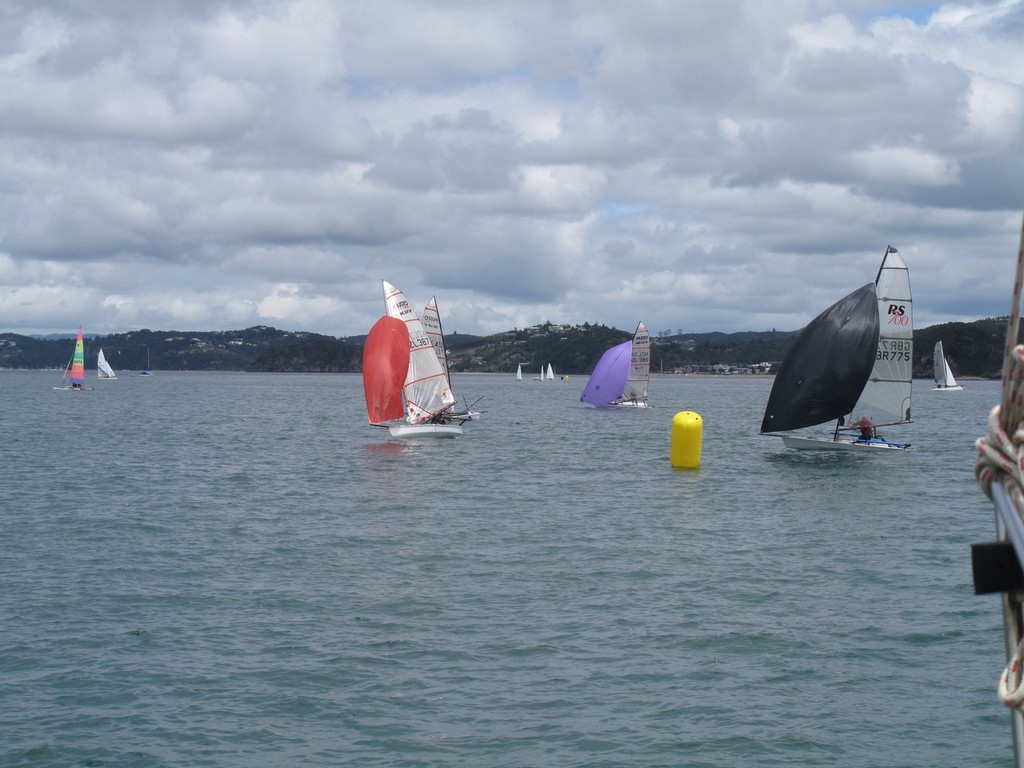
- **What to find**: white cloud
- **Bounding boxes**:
[848,146,960,185]
[0,0,1021,337]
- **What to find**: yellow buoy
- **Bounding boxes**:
[671,411,703,468]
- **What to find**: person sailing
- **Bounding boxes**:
[855,418,877,442]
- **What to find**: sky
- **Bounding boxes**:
[1,0,1022,339]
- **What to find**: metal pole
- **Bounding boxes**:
[993,481,1024,766]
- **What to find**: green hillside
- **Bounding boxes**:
[0,317,1015,378]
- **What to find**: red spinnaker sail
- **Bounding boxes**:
[362,315,410,424]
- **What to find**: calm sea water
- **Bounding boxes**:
[0,370,1014,766]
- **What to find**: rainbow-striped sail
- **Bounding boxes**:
[56,327,89,391]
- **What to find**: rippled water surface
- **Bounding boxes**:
[0,371,1014,766]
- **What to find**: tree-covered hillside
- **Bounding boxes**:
[1,317,1016,377]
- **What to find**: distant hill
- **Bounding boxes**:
[0,326,335,372]
[0,318,1016,377]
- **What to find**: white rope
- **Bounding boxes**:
[975,345,1024,504]
[979,213,1024,711]
[999,637,1024,710]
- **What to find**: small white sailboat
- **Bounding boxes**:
[933,341,964,391]
[761,246,912,451]
[515,364,522,382]
[362,280,466,438]
[580,321,651,408]
[546,363,556,381]
[97,348,117,380]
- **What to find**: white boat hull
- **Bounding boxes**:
[386,423,463,438]
[932,385,964,391]
[780,434,909,451]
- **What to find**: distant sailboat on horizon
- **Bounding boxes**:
[97,348,116,380]
[138,346,153,376]
[933,340,964,391]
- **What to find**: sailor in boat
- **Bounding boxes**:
[854,418,877,442]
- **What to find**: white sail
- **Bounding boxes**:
[422,296,450,387]
[941,358,959,389]
[546,363,555,380]
[516,364,522,381]
[97,349,116,380]
[623,321,650,401]
[933,341,963,390]
[382,280,455,423]
[846,246,912,428]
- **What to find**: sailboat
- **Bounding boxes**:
[97,349,117,380]
[361,280,465,438]
[580,321,651,408]
[515,364,522,381]
[53,327,92,391]
[422,296,482,420]
[138,346,153,376]
[933,341,964,391]
[546,363,556,381]
[761,246,912,451]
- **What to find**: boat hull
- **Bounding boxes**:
[932,385,964,391]
[780,434,909,451]
[386,423,463,438]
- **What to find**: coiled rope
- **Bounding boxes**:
[976,214,1024,710]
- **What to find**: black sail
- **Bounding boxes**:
[760,283,880,434]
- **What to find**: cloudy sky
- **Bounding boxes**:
[1,0,1021,339]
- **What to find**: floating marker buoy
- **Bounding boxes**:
[671,411,703,468]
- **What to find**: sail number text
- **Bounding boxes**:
[877,339,911,362]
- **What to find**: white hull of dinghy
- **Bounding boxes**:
[387,423,463,438]
[780,434,909,452]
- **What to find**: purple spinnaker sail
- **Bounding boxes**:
[580,341,632,405]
